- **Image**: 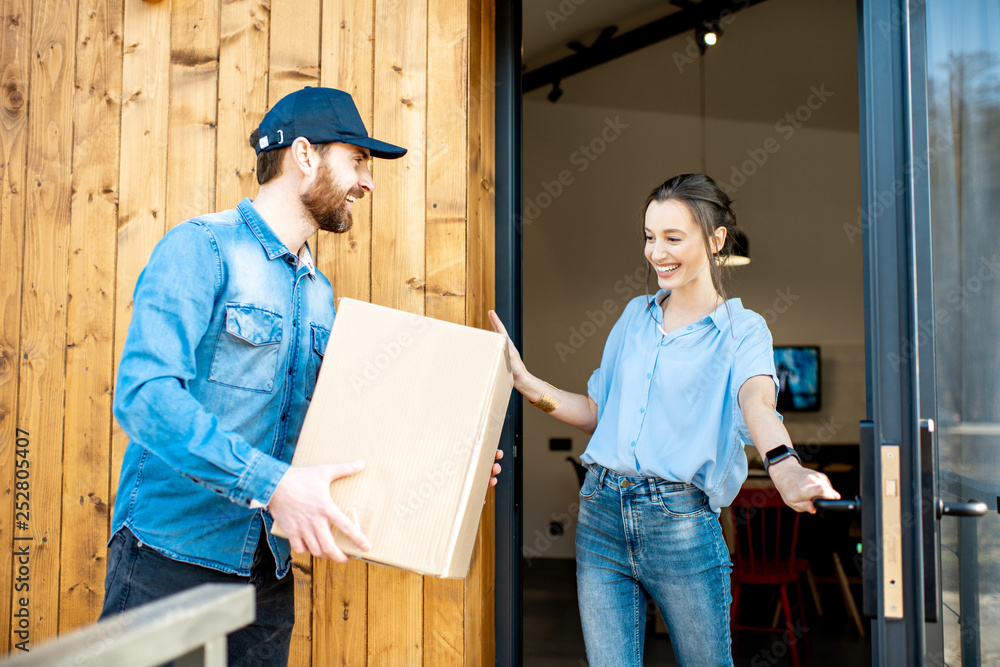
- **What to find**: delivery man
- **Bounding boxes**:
[100,87,502,666]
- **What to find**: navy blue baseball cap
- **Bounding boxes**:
[253,87,406,159]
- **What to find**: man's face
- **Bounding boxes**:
[301,144,373,234]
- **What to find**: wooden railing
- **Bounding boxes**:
[0,584,254,667]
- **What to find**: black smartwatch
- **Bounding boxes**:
[762,445,801,473]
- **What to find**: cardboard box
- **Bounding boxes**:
[279,298,512,578]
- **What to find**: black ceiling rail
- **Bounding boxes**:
[522,0,769,94]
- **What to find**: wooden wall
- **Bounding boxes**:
[0,0,497,663]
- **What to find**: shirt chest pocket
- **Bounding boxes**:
[306,323,330,401]
[209,303,283,393]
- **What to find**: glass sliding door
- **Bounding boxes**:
[923,3,1000,665]
[858,0,997,664]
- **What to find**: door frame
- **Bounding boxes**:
[493,0,942,664]
[494,0,523,665]
[858,0,940,663]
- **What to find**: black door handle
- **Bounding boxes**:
[937,499,989,518]
[810,494,989,518]
[812,497,861,512]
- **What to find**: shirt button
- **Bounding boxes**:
[687,325,693,330]
[281,413,287,422]
[630,441,636,447]
[646,374,651,379]
[639,408,645,414]
[288,368,293,375]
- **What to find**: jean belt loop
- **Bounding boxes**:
[597,465,608,490]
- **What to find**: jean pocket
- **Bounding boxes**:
[305,323,330,401]
[579,469,602,500]
[654,485,710,518]
[208,303,283,393]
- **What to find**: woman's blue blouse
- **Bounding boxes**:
[583,290,780,511]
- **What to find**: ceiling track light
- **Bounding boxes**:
[696,21,722,54]
[547,81,564,103]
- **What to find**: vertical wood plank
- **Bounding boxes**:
[166,0,219,228]
[215,0,269,211]
[425,0,468,325]
[368,566,423,665]
[267,4,321,664]
[18,0,76,645]
[369,0,427,661]
[58,0,122,634]
[478,4,497,661]
[313,560,368,666]
[0,0,32,655]
[466,2,497,663]
[466,0,495,334]
[424,0,469,661]
[288,558,313,667]
[317,0,374,304]
[268,0,319,101]
[479,0,496,336]
[111,0,171,497]
[370,0,426,313]
[315,3,374,663]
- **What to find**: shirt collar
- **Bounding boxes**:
[651,289,743,331]
[238,198,291,261]
[238,198,317,277]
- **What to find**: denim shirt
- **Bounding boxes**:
[583,290,780,512]
[110,198,334,577]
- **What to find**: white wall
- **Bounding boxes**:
[521,100,864,560]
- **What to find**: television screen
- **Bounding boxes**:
[773,346,820,411]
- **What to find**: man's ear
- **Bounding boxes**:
[289,137,317,177]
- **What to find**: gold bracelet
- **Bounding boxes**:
[531,392,561,413]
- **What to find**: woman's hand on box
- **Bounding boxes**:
[489,449,503,487]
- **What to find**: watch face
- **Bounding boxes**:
[766,445,790,462]
[764,445,796,471]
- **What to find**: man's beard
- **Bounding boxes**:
[301,161,362,234]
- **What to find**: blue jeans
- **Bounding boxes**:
[100,527,294,666]
[576,464,733,667]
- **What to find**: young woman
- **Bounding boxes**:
[489,173,839,666]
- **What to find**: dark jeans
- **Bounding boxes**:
[100,527,294,667]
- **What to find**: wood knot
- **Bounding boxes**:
[6,86,24,111]
[401,98,413,107]
[393,66,402,72]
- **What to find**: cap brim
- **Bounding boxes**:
[346,136,407,159]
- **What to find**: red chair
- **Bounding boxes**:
[727,487,812,667]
